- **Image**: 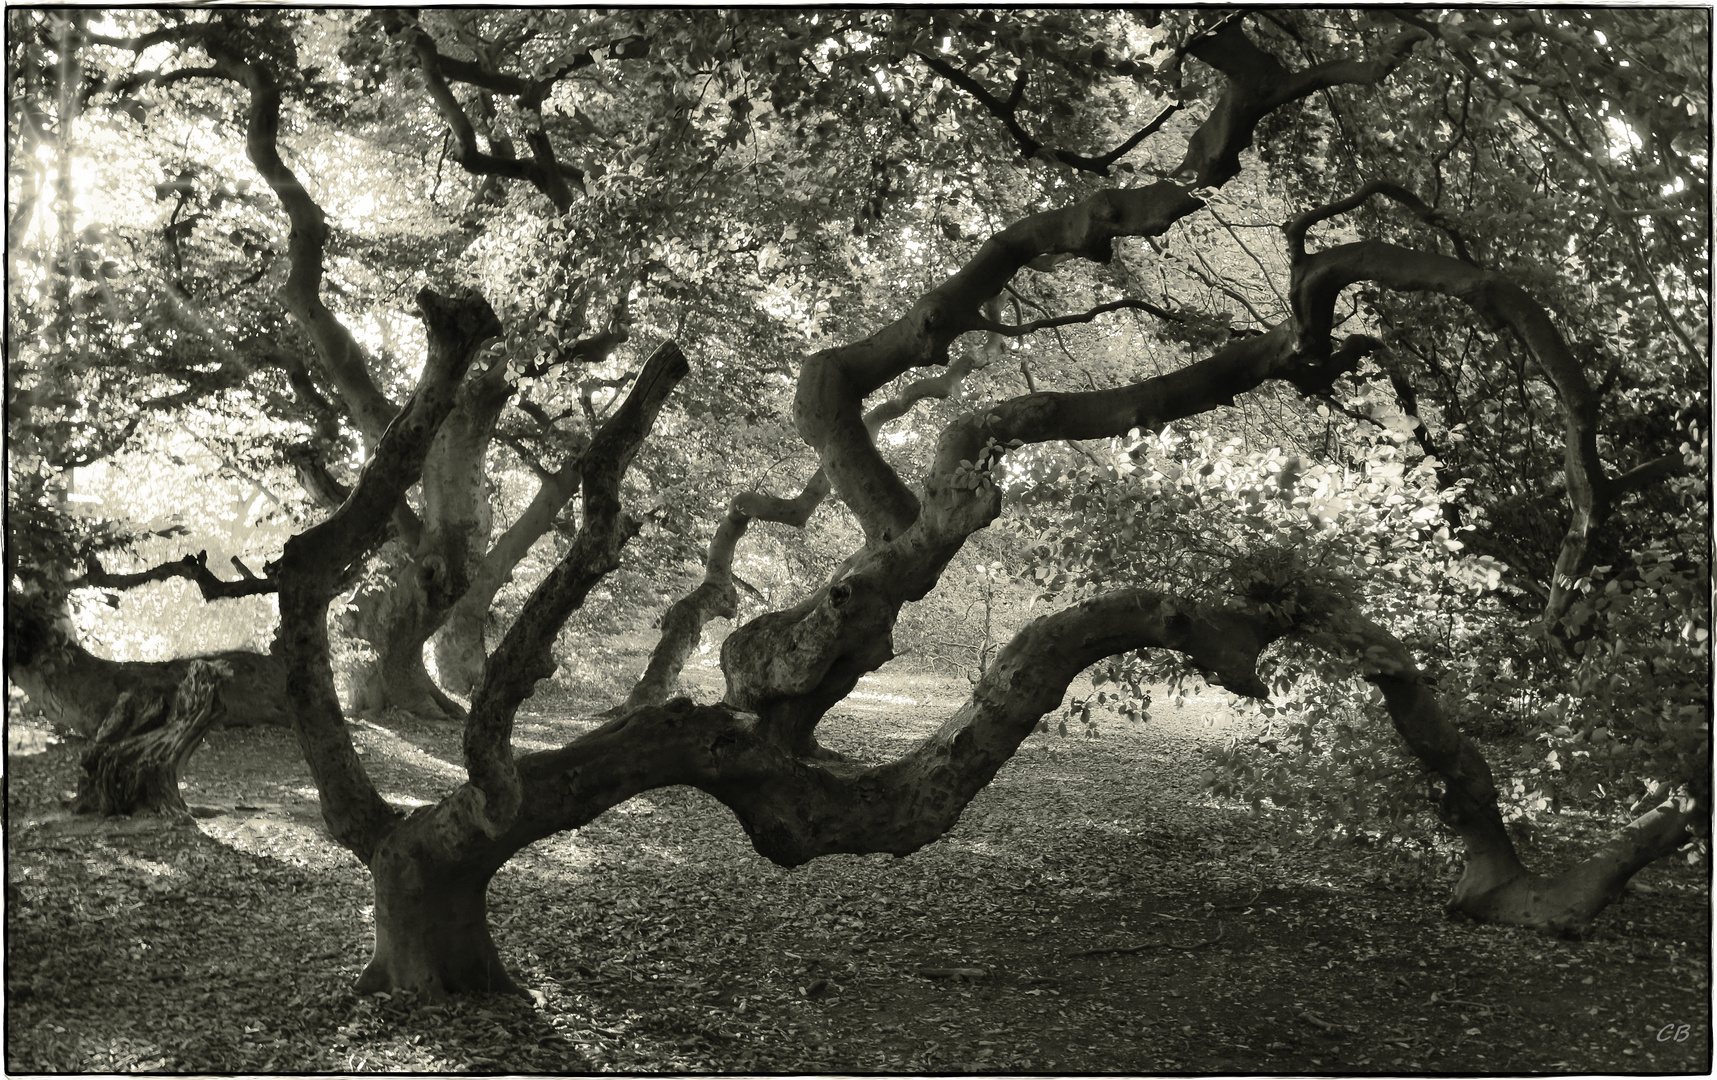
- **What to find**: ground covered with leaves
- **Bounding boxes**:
[7,671,1711,1073]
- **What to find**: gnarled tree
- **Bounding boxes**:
[7,8,1707,999]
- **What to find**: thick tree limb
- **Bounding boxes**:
[271,288,502,864]
[933,328,1378,478]
[1175,19,1426,188]
[623,343,991,712]
[381,16,646,213]
[739,24,1426,756]
[70,659,232,816]
[1283,178,1475,265]
[1394,12,1705,366]
[479,590,1289,870]
[795,21,1424,546]
[1333,609,1704,935]
[1283,224,1624,627]
[455,340,688,841]
[395,26,649,98]
[1609,453,1687,497]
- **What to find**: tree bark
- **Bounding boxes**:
[344,589,1288,999]
[207,27,479,722]
[341,551,468,720]
[429,453,580,699]
[432,600,494,701]
[623,343,997,713]
[356,826,523,999]
[69,659,231,816]
[344,340,514,719]
[347,342,689,995]
[272,287,503,864]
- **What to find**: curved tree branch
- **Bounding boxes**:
[479,589,1291,871]
[1175,18,1427,187]
[199,29,400,444]
[1285,230,1616,627]
[1332,607,1703,934]
[794,21,1426,548]
[622,339,993,712]
[1283,178,1475,265]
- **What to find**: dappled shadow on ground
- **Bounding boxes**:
[6,676,1711,1073]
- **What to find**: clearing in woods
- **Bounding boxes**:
[6,667,1710,1073]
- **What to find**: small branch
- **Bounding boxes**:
[1208,208,1288,311]
[912,48,1042,161]
[913,47,1178,176]
[514,398,562,432]
[75,551,277,601]
[1394,12,1702,364]
[1081,104,1180,172]
[51,415,142,470]
[1284,179,1474,264]
[283,442,352,510]
[200,26,401,444]
[979,297,1181,336]
[496,432,560,485]
[1299,1008,1346,1033]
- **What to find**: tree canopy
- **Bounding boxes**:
[7,6,1709,1000]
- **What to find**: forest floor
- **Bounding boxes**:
[6,666,1711,1074]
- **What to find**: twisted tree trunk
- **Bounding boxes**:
[358,834,521,998]
[69,659,232,816]
[332,19,1444,995]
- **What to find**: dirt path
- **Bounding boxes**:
[7,671,1711,1073]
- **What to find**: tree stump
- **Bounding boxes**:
[69,659,232,816]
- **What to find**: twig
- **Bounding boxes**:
[1217,887,1263,910]
[87,903,145,922]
